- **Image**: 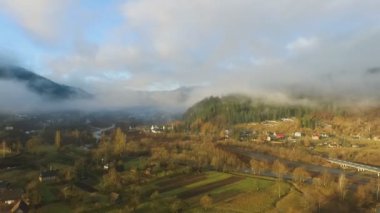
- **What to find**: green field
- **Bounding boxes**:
[0,144,306,213]
[135,171,296,213]
[0,169,39,187]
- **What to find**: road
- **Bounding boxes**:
[225,146,375,185]
[327,158,380,176]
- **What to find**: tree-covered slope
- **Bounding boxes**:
[183,95,318,130]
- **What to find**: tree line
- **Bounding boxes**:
[183,95,319,132]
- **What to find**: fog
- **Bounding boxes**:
[1,1,380,112]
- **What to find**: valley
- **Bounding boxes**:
[1,95,380,212]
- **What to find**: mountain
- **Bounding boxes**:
[183,95,320,129]
[0,65,93,101]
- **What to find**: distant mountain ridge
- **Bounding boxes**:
[0,65,93,100]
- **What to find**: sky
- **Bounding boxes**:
[1,0,380,111]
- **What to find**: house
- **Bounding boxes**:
[373,136,380,141]
[223,129,230,140]
[25,130,37,135]
[263,120,278,126]
[275,133,286,140]
[266,132,276,141]
[39,170,59,182]
[320,133,329,138]
[294,132,302,138]
[10,199,29,213]
[267,132,285,141]
[281,118,294,122]
[312,134,320,140]
[0,189,23,205]
[4,126,14,131]
[328,143,338,148]
[150,125,163,134]
[239,130,253,141]
[103,163,109,171]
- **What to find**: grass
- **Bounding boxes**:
[210,177,273,195]
[28,145,57,154]
[185,172,232,188]
[269,188,306,213]
[144,171,293,213]
[0,169,39,187]
[209,181,290,213]
[159,174,207,193]
[177,176,243,199]
[161,172,232,197]
[40,184,58,203]
[2,143,301,213]
[123,157,147,170]
[38,203,73,213]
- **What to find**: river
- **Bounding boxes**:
[91,124,115,142]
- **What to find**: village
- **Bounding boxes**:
[1,111,380,212]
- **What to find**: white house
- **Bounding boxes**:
[151,125,164,134]
[281,118,294,122]
[151,125,160,134]
[4,126,14,131]
[320,133,329,138]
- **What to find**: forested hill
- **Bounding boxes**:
[0,65,93,100]
[183,95,331,130]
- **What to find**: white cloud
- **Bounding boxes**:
[0,0,72,42]
[49,0,380,104]
[2,0,380,109]
[286,37,319,52]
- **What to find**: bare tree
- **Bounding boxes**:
[200,194,213,210]
[375,177,380,201]
[272,160,288,179]
[55,130,61,149]
[338,173,347,200]
[320,169,332,187]
[272,160,288,198]
[356,182,373,207]
[293,167,310,184]
[114,128,126,156]
[250,159,260,175]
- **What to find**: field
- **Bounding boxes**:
[269,189,305,213]
[37,203,72,213]
[0,142,312,212]
[136,171,297,213]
